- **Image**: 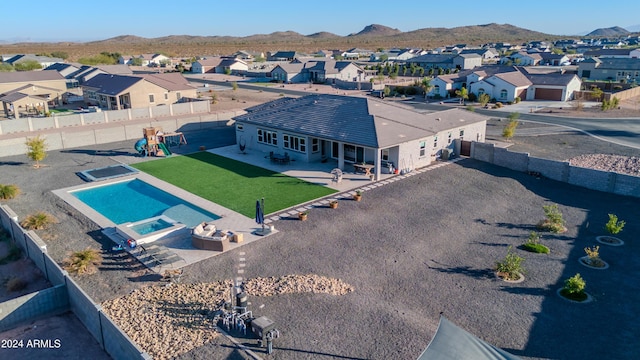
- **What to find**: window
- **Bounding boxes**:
[500,89,508,99]
[311,138,319,153]
[283,134,306,153]
[164,93,169,100]
[478,88,485,96]
[419,141,426,156]
[459,129,464,138]
[149,94,155,103]
[236,124,244,131]
[177,92,182,100]
[433,136,438,148]
[381,149,389,161]
[257,128,277,146]
[433,85,440,94]
[448,132,452,144]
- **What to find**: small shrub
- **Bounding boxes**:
[584,245,604,267]
[20,211,57,230]
[6,277,27,292]
[495,102,503,108]
[514,96,521,104]
[604,213,625,235]
[0,184,20,200]
[537,204,565,233]
[561,273,587,301]
[502,119,519,140]
[466,105,475,112]
[63,248,103,275]
[495,246,525,280]
[522,231,549,254]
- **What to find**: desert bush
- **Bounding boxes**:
[561,273,587,301]
[495,102,503,108]
[584,245,604,267]
[495,246,525,280]
[466,105,475,112]
[522,231,549,254]
[25,135,47,168]
[478,93,491,107]
[502,119,519,140]
[20,211,57,230]
[6,277,27,292]
[537,204,566,233]
[0,184,20,200]
[63,248,103,275]
[604,213,625,235]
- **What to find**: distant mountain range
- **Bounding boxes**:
[1,23,638,61]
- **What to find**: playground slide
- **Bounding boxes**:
[134,138,148,156]
[158,142,172,156]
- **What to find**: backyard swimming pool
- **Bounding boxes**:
[70,178,220,229]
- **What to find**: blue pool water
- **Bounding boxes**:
[130,218,174,235]
[71,179,220,228]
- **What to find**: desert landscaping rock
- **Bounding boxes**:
[569,154,640,176]
[101,275,352,359]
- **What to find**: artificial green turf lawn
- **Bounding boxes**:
[131,152,337,218]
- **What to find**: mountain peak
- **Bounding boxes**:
[586,26,630,37]
[350,24,402,37]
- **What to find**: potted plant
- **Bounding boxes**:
[329,200,338,209]
[353,190,363,202]
[580,245,609,269]
[495,246,525,282]
[298,210,309,221]
[558,273,591,303]
[597,213,625,246]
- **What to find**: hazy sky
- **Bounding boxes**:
[2,0,639,42]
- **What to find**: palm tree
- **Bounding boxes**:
[420,77,432,99]
[455,87,469,105]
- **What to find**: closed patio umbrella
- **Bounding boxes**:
[255,198,266,235]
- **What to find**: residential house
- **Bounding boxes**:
[343,48,374,59]
[583,48,640,59]
[0,70,67,118]
[191,57,223,74]
[81,73,197,110]
[524,72,582,101]
[45,63,133,88]
[233,94,488,180]
[458,48,500,61]
[407,53,482,71]
[578,57,640,82]
[313,50,333,58]
[267,51,299,62]
[539,53,570,66]
[306,61,364,83]
[270,63,306,83]
[4,54,64,69]
[119,54,170,66]
[469,68,532,102]
[369,49,416,62]
[501,52,542,66]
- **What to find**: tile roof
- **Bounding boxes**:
[527,73,578,86]
[82,73,143,95]
[588,57,640,70]
[494,70,533,87]
[138,73,195,91]
[407,54,456,63]
[235,94,487,148]
[0,70,65,83]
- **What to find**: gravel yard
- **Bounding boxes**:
[1,94,640,359]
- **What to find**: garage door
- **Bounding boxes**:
[534,88,563,101]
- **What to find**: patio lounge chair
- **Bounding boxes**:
[191,222,230,251]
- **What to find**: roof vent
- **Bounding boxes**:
[313,100,318,104]
[435,118,441,121]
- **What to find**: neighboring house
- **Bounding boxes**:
[4,54,64,69]
[583,48,640,59]
[191,57,223,74]
[313,50,333,58]
[0,70,67,118]
[267,51,299,62]
[429,74,462,98]
[46,63,133,87]
[81,73,197,110]
[305,61,364,83]
[369,49,416,62]
[44,63,82,79]
[407,53,482,71]
[459,48,500,61]
[120,54,170,66]
[469,69,532,102]
[231,50,256,61]
[539,53,570,66]
[233,94,488,180]
[217,58,249,74]
[502,52,542,66]
[578,57,640,82]
[525,72,582,101]
[270,63,306,83]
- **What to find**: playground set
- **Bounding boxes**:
[134,126,187,157]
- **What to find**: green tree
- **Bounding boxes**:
[379,54,389,62]
[14,60,42,71]
[551,48,564,55]
[605,214,625,235]
[591,86,603,102]
[455,87,469,105]
[383,86,391,97]
[479,93,491,107]
[130,57,143,66]
[25,135,47,168]
[420,77,432,98]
